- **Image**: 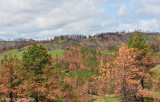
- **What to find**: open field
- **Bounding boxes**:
[0,49,66,63]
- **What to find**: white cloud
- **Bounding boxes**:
[117,19,160,32]
[0,0,160,39]
[132,0,160,18]
[117,4,126,17]
[0,0,112,39]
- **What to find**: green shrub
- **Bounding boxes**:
[80,47,96,55]
[48,49,65,59]
[67,69,100,84]
[108,46,119,52]
[56,97,63,102]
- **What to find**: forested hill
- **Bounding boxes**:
[0,33,160,101]
[0,32,160,53]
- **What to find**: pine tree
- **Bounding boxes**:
[108,44,150,101]
[0,55,20,102]
[127,33,149,51]
[21,43,57,102]
[126,34,153,101]
[22,43,52,72]
[40,65,60,101]
[127,33,152,59]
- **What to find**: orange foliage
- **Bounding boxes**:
[0,55,20,101]
[98,43,154,100]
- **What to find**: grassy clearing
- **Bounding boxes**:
[150,91,160,100]
[102,51,116,55]
[107,52,115,55]
[93,94,160,102]
[150,64,160,72]
[0,49,66,63]
[57,40,66,43]
[83,38,93,41]
[152,51,160,56]
[0,49,25,61]
[94,94,121,102]
[66,69,100,84]
[44,43,58,47]
[48,49,66,59]
[151,91,160,95]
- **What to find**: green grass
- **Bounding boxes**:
[150,64,160,72]
[145,35,158,42]
[57,40,66,43]
[144,96,160,101]
[0,49,66,64]
[93,94,160,102]
[83,38,93,41]
[150,91,160,95]
[108,52,115,55]
[102,51,115,55]
[0,49,25,61]
[44,43,58,47]
[94,94,121,102]
[151,51,160,56]
[44,43,53,47]
[48,49,66,59]
[144,97,154,101]
[66,69,100,83]
[150,91,160,100]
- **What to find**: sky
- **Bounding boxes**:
[0,0,160,40]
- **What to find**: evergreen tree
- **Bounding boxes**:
[22,43,52,72]
[0,55,20,102]
[21,43,56,102]
[127,33,152,102]
[127,33,150,52]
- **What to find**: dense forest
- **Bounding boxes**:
[0,33,160,102]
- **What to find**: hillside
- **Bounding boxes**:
[1,32,160,54]
[0,33,160,102]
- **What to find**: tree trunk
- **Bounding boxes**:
[134,93,137,101]
[141,76,144,102]
[35,94,38,102]
[141,95,144,102]
[141,77,144,89]
[9,92,13,102]
[123,78,127,102]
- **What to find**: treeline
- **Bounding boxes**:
[0,39,36,53]
[1,32,160,54]
[54,34,87,40]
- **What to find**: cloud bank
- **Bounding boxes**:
[0,0,160,39]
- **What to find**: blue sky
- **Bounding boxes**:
[0,0,160,40]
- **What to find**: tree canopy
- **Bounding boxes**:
[21,43,57,101]
[0,55,20,101]
[22,43,52,73]
[127,33,150,51]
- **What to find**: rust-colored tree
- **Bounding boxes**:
[0,55,20,102]
[97,43,147,101]
[60,82,81,102]
[63,46,105,71]
[40,65,60,101]
[127,33,153,101]
[109,43,152,101]
[113,44,141,102]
